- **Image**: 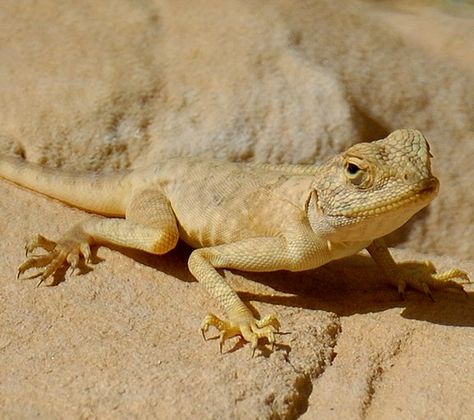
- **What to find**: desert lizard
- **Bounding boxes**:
[0,129,469,352]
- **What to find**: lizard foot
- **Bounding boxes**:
[394,260,470,299]
[17,229,91,286]
[200,312,280,354]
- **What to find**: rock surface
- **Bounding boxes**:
[0,0,473,418]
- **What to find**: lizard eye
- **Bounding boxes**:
[346,163,360,175]
[345,159,371,187]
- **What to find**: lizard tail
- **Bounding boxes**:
[0,155,132,216]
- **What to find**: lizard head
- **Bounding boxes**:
[307,129,439,242]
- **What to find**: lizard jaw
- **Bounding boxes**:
[332,177,439,219]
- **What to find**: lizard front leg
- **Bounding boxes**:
[367,238,470,298]
[188,237,302,353]
[18,189,179,285]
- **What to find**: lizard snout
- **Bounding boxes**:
[417,177,439,196]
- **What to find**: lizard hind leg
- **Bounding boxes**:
[17,189,179,286]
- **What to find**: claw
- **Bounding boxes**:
[67,252,80,276]
[80,243,92,264]
[36,277,45,288]
[219,333,224,354]
[422,283,435,302]
[397,280,407,300]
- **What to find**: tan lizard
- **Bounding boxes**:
[0,129,469,352]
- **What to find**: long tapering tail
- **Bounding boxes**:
[0,155,132,216]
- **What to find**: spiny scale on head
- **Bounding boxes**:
[311,128,439,240]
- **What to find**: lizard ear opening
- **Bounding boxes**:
[305,189,323,233]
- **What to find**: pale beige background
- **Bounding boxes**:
[0,1,473,418]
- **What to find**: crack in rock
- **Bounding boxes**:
[361,328,414,418]
[276,315,341,419]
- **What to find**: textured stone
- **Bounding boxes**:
[0,0,473,418]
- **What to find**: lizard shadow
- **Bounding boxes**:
[40,242,195,286]
[93,244,474,329]
[236,254,474,328]
[107,242,197,282]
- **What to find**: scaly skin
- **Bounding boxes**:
[0,129,470,353]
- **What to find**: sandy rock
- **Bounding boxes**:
[0,0,473,418]
[304,249,474,419]
[0,0,358,172]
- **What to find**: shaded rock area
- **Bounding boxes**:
[0,0,473,418]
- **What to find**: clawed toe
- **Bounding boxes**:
[256,314,281,331]
[24,234,56,257]
[200,312,280,354]
[393,263,471,300]
[17,254,52,279]
[17,233,92,285]
[432,269,470,284]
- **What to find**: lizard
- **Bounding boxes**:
[0,128,470,352]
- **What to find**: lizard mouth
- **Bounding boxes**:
[333,177,439,218]
[417,177,439,196]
